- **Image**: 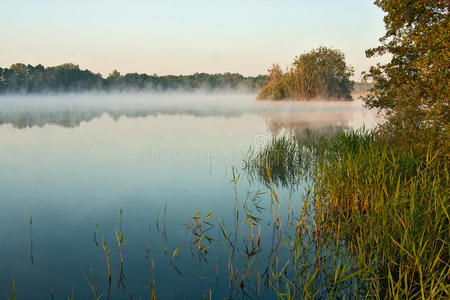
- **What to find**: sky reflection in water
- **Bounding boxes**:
[0,94,377,299]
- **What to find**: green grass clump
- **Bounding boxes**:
[246,129,449,298]
[245,134,312,187]
[313,131,449,298]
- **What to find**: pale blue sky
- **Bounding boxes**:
[0,0,386,78]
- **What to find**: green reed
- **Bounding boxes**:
[142,260,157,300]
[116,209,126,265]
[29,216,34,264]
[246,128,449,298]
[186,211,215,263]
[101,236,112,282]
[2,281,15,300]
[83,267,102,300]
[67,289,74,300]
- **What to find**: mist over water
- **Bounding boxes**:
[0,93,377,129]
[0,93,377,299]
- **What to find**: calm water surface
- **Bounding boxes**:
[0,94,376,299]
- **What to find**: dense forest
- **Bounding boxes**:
[0,63,267,93]
[258,47,354,100]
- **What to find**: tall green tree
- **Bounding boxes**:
[363,0,449,149]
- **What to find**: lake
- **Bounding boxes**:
[0,94,377,299]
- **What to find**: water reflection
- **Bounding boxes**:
[0,93,377,129]
[0,94,376,299]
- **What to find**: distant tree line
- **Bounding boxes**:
[0,63,267,94]
[258,47,354,100]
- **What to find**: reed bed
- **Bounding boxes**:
[246,129,449,298]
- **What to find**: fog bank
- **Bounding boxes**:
[0,93,378,129]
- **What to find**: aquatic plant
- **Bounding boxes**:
[246,129,450,298]
[186,211,215,264]
[2,281,15,300]
[142,260,157,300]
[101,236,111,282]
[116,209,126,265]
[29,216,34,264]
[93,224,99,247]
[83,267,102,300]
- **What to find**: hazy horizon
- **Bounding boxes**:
[1,0,388,79]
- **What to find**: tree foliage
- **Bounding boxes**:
[258,47,354,100]
[0,64,267,94]
[363,0,449,149]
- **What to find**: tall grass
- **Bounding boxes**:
[313,131,449,298]
[246,129,449,298]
